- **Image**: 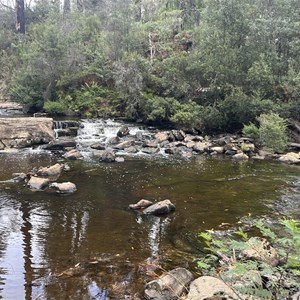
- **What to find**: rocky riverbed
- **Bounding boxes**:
[1,117,300,165]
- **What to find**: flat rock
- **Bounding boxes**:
[129,199,153,210]
[145,268,193,300]
[37,163,64,177]
[27,177,50,190]
[49,182,77,194]
[0,117,54,148]
[279,152,300,164]
[143,199,175,215]
[114,140,134,149]
[63,149,83,160]
[43,140,76,150]
[232,152,249,160]
[187,276,239,300]
[115,157,125,162]
[90,142,106,150]
[211,146,224,154]
[241,237,279,267]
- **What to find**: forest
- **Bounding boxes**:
[1,0,300,133]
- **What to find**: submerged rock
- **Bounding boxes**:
[27,177,50,190]
[129,199,153,210]
[143,199,176,215]
[145,267,193,300]
[49,182,77,194]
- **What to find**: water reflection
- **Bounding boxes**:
[0,150,299,299]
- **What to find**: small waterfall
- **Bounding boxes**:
[75,119,149,157]
[53,120,79,138]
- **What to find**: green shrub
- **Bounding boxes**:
[43,101,67,115]
[62,83,122,118]
[257,113,288,152]
[242,123,259,140]
[243,113,288,152]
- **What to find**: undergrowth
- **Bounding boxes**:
[197,219,300,299]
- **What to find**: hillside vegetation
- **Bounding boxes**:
[1,0,300,133]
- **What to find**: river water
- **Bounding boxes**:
[0,119,299,299]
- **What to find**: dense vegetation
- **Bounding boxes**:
[1,0,300,133]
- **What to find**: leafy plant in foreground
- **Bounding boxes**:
[197,219,300,299]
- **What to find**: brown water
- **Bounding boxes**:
[0,149,299,299]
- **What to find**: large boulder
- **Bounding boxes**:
[0,117,54,148]
[37,163,64,178]
[49,182,77,194]
[143,199,176,215]
[145,268,193,300]
[27,177,50,190]
[187,276,239,300]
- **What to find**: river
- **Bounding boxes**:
[0,119,299,299]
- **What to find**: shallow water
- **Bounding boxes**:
[0,145,299,299]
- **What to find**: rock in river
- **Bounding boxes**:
[129,199,153,210]
[0,117,54,148]
[143,199,176,215]
[49,182,77,194]
[27,177,50,190]
[37,163,64,178]
[117,126,130,137]
[63,149,83,160]
[145,267,193,300]
[278,152,300,164]
[100,150,116,162]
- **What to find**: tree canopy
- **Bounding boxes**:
[1,0,300,132]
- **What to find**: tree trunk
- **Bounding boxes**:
[63,0,71,14]
[77,0,84,12]
[15,0,25,34]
